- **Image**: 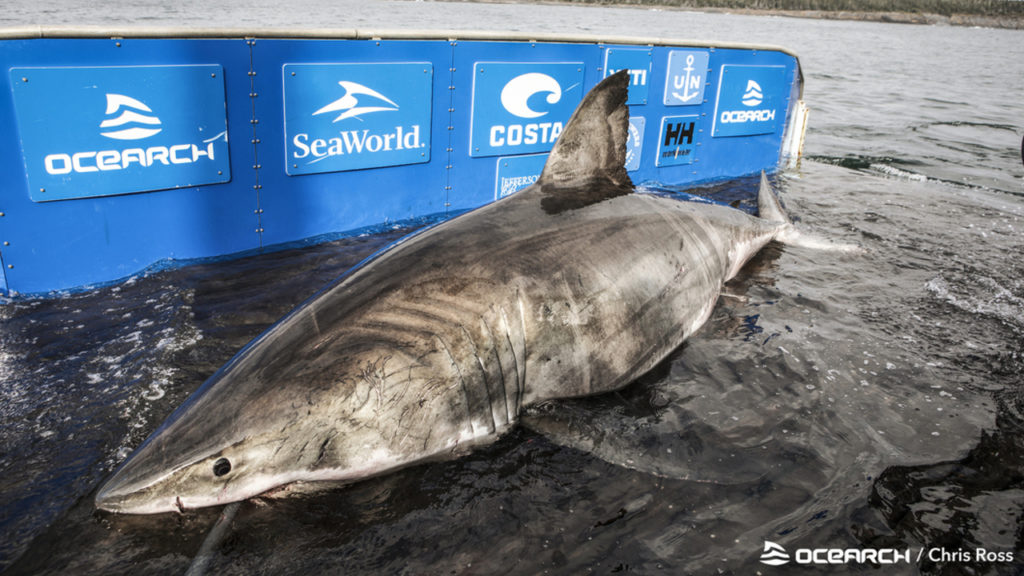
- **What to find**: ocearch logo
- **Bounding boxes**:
[100,94,163,140]
[741,80,764,107]
[490,72,566,147]
[758,541,913,566]
[760,541,790,566]
[721,78,774,125]
[43,92,222,176]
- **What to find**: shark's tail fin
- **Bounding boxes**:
[757,171,861,253]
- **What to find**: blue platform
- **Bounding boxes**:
[0,29,805,297]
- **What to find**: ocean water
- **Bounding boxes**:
[2,2,1024,574]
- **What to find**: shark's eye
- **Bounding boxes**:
[213,458,232,477]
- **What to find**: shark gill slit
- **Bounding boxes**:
[479,314,513,427]
[433,333,479,439]
[458,322,500,433]
[498,307,524,421]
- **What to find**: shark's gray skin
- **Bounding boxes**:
[96,70,813,514]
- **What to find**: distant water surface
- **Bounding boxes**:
[1,2,1023,574]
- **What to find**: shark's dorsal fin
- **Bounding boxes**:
[536,70,634,214]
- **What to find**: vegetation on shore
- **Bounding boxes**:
[531,0,1024,28]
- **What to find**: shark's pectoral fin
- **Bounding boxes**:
[536,70,635,215]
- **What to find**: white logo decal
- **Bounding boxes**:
[500,73,563,119]
[760,541,791,566]
[100,94,162,140]
[313,81,399,122]
[671,54,703,103]
[742,80,764,107]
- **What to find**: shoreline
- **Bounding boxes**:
[449,0,1024,30]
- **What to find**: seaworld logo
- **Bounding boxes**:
[282,62,432,174]
[312,81,400,122]
[292,79,425,165]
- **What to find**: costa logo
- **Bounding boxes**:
[469,62,584,158]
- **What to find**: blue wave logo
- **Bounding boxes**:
[99,94,163,140]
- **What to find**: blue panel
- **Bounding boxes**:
[656,114,701,167]
[283,62,432,175]
[663,50,709,106]
[0,38,256,295]
[469,61,584,158]
[625,116,645,172]
[0,35,801,297]
[252,39,452,248]
[604,48,651,105]
[495,153,547,199]
[450,41,602,212]
[10,65,230,202]
[711,65,788,138]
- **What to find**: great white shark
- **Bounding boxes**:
[96,70,843,514]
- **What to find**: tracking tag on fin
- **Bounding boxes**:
[536,70,635,214]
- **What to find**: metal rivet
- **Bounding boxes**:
[291,72,296,76]
[217,171,223,175]
[21,77,27,83]
[3,241,9,246]
[115,42,121,47]
[211,73,217,78]
[7,265,12,269]
[39,188,45,193]
[0,212,5,217]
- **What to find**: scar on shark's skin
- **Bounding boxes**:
[95,71,854,515]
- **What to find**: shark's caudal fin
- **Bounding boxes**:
[757,171,861,253]
[536,70,635,214]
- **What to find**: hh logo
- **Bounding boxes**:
[470,62,583,157]
[100,94,162,140]
[656,114,700,167]
[283,62,433,175]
